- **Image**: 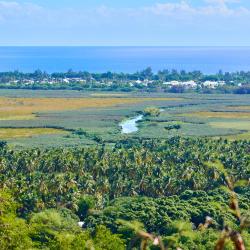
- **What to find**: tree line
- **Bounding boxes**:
[1,68,250,93]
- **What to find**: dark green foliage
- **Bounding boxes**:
[77,195,96,219]
[0,137,249,249]
[73,128,87,136]
[0,137,249,215]
[0,141,7,148]
[164,124,181,130]
[85,188,249,234]
[1,69,250,93]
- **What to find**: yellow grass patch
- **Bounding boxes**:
[181,111,250,119]
[91,93,129,97]
[0,128,67,139]
[0,115,36,121]
[0,97,180,120]
[209,121,250,130]
[227,106,250,110]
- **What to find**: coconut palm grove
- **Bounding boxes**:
[0,137,249,249]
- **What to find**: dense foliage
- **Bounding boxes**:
[0,190,125,250]
[0,69,250,93]
[1,68,250,83]
[0,137,249,249]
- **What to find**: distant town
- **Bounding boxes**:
[0,68,249,93]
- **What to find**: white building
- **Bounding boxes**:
[135,80,142,84]
[163,80,197,88]
[182,81,197,88]
[203,81,225,89]
[63,79,70,83]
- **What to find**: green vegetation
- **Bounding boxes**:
[0,88,249,249]
[0,69,250,94]
[0,128,68,139]
[0,137,249,249]
[0,90,249,148]
[164,124,181,130]
[143,107,161,117]
[0,190,125,250]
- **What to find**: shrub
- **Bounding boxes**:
[164,124,181,130]
[143,107,161,117]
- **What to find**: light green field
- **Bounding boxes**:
[209,121,250,130]
[0,128,68,139]
[213,131,250,140]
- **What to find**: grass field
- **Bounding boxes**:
[213,131,250,140]
[179,111,250,119]
[0,90,249,147]
[209,121,250,130]
[0,96,180,120]
[222,131,250,140]
[0,128,67,139]
[90,93,129,97]
[0,115,36,121]
[227,106,250,110]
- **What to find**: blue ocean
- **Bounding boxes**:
[0,46,250,73]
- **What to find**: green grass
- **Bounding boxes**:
[0,128,68,139]
[0,90,249,147]
[209,121,250,130]
[224,131,250,140]
[212,131,250,141]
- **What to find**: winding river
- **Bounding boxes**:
[120,115,143,134]
[120,109,165,134]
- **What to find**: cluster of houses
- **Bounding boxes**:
[127,79,228,89]
[162,80,226,89]
[6,78,87,86]
[4,78,242,89]
[128,79,154,87]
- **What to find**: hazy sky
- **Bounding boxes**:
[0,0,250,46]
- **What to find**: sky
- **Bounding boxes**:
[0,0,250,46]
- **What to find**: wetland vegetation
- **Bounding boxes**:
[0,89,249,147]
